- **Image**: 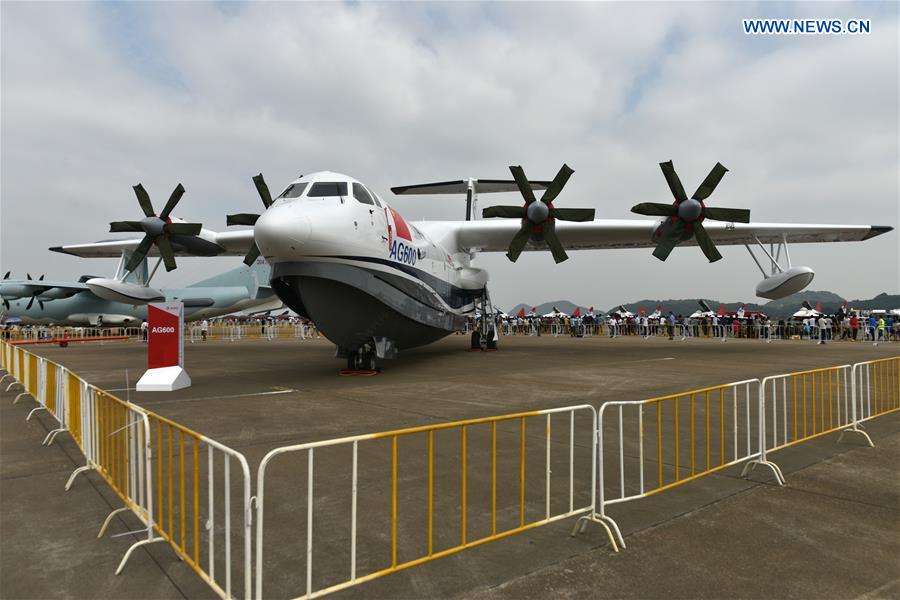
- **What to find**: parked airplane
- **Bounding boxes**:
[50,161,892,369]
[1,258,278,326]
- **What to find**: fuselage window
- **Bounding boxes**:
[307,182,348,197]
[277,182,309,199]
[352,183,375,205]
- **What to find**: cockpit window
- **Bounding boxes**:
[277,182,308,199]
[352,183,375,205]
[307,182,348,197]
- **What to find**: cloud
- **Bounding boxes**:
[1,2,897,311]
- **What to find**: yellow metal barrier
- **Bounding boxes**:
[593,379,771,550]
[854,357,900,422]
[761,364,853,453]
[2,340,250,599]
[255,404,598,599]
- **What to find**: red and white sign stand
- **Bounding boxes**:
[136,301,191,392]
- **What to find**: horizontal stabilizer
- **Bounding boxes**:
[391,179,552,195]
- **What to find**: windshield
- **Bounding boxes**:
[307,182,348,197]
[352,183,375,205]
[277,182,309,199]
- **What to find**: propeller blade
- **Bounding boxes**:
[631,202,678,217]
[125,235,155,273]
[109,221,144,233]
[159,183,186,219]
[659,161,688,203]
[155,236,178,272]
[38,300,44,310]
[549,207,595,221]
[227,213,260,226]
[26,296,34,310]
[242,244,262,266]
[39,275,44,281]
[2,299,8,310]
[506,224,533,262]
[27,273,32,280]
[652,219,685,261]
[3,271,8,279]
[542,225,569,263]
[702,206,750,223]
[482,205,526,219]
[164,222,202,235]
[508,165,537,205]
[540,164,574,204]
[692,163,728,201]
[253,174,274,208]
[693,222,723,263]
[133,184,156,217]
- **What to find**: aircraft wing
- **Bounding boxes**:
[49,230,255,258]
[414,219,892,254]
[3,279,89,290]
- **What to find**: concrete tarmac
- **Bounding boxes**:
[1,334,898,599]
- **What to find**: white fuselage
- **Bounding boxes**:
[250,171,487,353]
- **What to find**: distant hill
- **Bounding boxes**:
[507,300,595,316]
[509,291,899,319]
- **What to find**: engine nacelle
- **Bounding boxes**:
[755,266,815,300]
[86,278,165,305]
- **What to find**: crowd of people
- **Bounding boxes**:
[473,310,898,344]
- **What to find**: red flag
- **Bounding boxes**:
[718,305,726,316]
[589,306,594,313]
[572,307,581,317]
[639,306,646,316]
[517,308,526,318]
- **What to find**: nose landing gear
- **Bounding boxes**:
[341,348,379,375]
[339,340,391,376]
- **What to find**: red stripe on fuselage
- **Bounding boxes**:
[389,207,412,241]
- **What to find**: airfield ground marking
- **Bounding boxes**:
[137,388,297,406]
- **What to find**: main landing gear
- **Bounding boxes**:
[340,339,398,375]
[470,327,498,351]
[470,288,499,352]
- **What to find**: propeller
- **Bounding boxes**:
[226,173,273,266]
[481,164,594,263]
[631,161,750,263]
[109,183,202,273]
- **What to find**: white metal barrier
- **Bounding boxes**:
[851,357,899,432]
[255,404,600,600]
[591,379,771,549]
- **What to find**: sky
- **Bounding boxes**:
[2,1,898,311]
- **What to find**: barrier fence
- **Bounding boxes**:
[0,340,251,600]
[585,379,780,548]
[854,357,899,423]
[142,411,253,600]
[1,340,898,600]
[255,405,599,599]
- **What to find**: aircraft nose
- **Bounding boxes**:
[254,203,312,258]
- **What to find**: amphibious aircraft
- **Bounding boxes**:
[1,258,278,326]
[50,161,892,369]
